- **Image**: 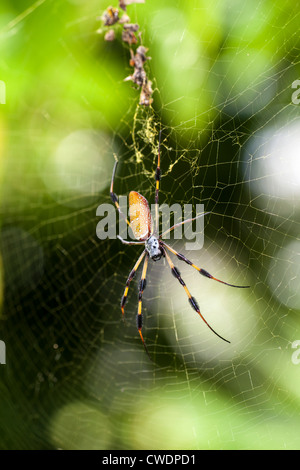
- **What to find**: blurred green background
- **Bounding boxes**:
[1,0,300,450]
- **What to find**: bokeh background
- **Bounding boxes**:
[1,0,300,450]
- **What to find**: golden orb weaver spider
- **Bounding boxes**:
[110,131,249,360]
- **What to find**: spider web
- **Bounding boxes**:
[1,0,300,450]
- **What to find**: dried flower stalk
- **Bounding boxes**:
[98,1,153,106]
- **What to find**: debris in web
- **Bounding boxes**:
[119,0,145,10]
[101,6,120,26]
[97,1,153,106]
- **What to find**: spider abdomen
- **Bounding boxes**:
[129,191,153,241]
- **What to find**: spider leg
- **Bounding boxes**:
[163,248,230,344]
[137,253,152,360]
[162,242,250,289]
[110,160,131,228]
[154,130,162,234]
[159,212,211,239]
[120,250,146,319]
[117,235,144,246]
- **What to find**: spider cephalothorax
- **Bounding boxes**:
[110,131,249,360]
[145,235,163,261]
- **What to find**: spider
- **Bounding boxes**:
[110,131,249,360]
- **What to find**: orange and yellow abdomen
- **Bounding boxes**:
[129,191,153,241]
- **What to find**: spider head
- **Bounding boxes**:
[146,235,163,261]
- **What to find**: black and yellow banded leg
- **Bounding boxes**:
[163,248,230,344]
[137,253,152,359]
[162,242,250,289]
[154,130,162,234]
[121,250,146,318]
[110,160,131,228]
